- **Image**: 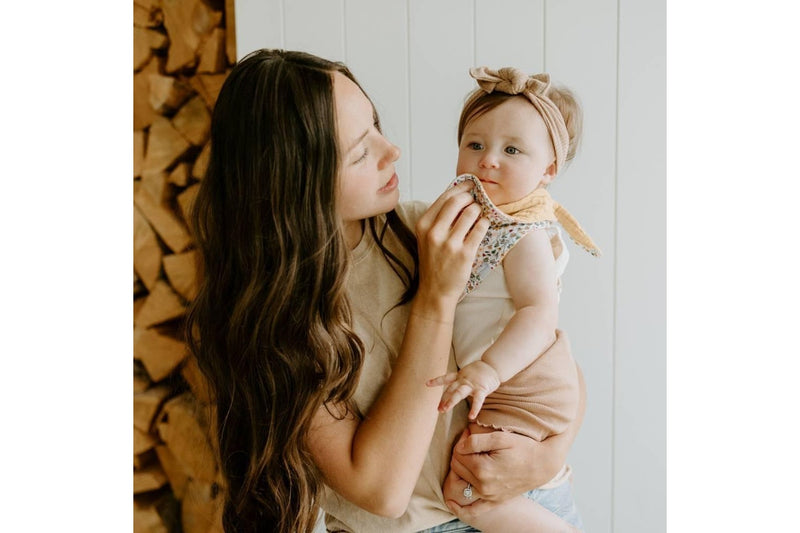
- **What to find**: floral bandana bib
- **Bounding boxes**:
[451,174,600,297]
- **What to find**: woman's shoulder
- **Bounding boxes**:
[394,200,429,227]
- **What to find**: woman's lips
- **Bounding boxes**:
[378,173,399,192]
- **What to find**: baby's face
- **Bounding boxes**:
[456,96,556,206]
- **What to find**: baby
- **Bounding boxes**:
[428,66,599,532]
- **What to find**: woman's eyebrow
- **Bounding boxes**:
[346,129,369,153]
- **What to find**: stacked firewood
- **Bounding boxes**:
[133,1,235,531]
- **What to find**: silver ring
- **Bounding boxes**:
[463,483,473,500]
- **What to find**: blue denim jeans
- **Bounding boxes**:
[419,480,584,532]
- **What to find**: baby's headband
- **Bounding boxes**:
[469,66,570,174]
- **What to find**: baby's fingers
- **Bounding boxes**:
[426,373,458,388]
[467,390,488,420]
[439,382,474,412]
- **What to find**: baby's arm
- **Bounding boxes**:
[483,227,559,380]
[428,229,558,417]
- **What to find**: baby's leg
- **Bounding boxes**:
[445,424,580,533]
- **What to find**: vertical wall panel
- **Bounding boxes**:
[284,0,346,62]
[545,1,617,532]
[345,0,412,200]
[234,0,283,59]
[615,0,666,531]
[475,0,545,73]
[408,0,474,202]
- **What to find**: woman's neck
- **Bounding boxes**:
[344,219,365,250]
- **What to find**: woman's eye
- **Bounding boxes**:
[468,142,483,150]
[505,146,520,155]
[354,148,368,164]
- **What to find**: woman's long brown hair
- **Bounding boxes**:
[185,49,417,532]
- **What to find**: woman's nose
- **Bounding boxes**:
[379,138,401,168]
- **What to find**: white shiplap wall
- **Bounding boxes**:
[234,1,665,532]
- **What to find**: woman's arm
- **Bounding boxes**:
[306,183,490,518]
[446,364,586,512]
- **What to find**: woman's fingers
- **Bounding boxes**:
[424,194,480,245]
[464,216,490,252]
[416,181,474,234]
[447,203,484,242]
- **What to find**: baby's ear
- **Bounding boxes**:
[540,161,557,185]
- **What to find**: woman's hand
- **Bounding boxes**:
[449,365,586,508]
[414,182,488,309]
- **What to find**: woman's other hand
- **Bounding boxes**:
[414,182,488,308]
[449,365,586,503]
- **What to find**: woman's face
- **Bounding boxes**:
[333,72,401,226]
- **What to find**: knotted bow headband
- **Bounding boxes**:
[469,66,570,175]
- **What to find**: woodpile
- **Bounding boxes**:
[133,1,235,531]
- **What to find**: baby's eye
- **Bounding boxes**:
[468,142,483,150]
[505,146,521,155]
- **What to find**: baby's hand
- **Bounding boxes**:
[426,361,501,420]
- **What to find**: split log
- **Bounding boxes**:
[148,74,193,116]
[192,142,210,181]
[195,74,227,108]
[134,326,188,382]
[148,29,169,51]
[135,183,192,253]
[181,479,224,533]
[134,361,152,393]
[134,27,154,72]
[134,3,163,28]
[134,449,157,471]
[133,501,169,533]
[173,96,211,146]
[157,393,218,484]
[169,162,191,187]
[134,206,162,291]
[134,385,171,433]
[225,0,236,65]
[134,0,159,10]
[142,116,191,174]
[163,250,198,301]
[134,425,160,455]
[177,183,200,226]
[134,272,147,297]
[135,280,187,328]
[187,76,210,109]
[161,0,221,73]
[134,130,145,178]
[179,355,213,405]
[134,60,160,131]
[197,28,226,74]
[141,169,171,204]
[194,3,223,35]
[134,295,149,327]
[209,495,224,533]
[134,463,169,494]
[155,445,190,500]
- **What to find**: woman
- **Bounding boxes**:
[186,49,585,533]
